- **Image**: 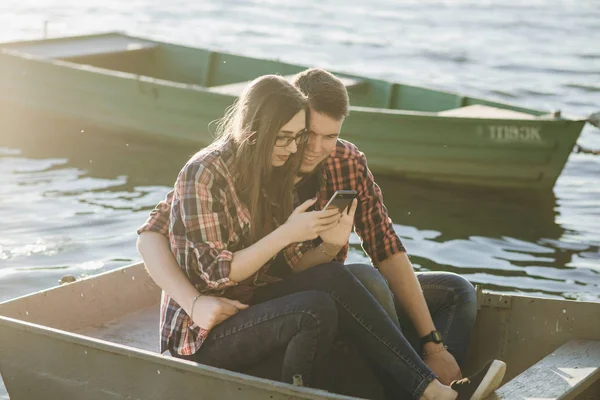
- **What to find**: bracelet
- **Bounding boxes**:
[189,294,201,321]
[422,344,448,356]
[319,242,339,258]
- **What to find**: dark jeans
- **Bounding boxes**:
[252,263,437,399]
[178,290,338,386]
[345,264,477,365]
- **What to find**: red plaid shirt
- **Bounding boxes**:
[138,139,405,355]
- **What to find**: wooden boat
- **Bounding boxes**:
[1,263,599,399]
[0,32,596,190]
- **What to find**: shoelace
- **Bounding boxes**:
[451,377,471,388]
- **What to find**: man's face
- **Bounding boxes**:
[299,109,344,176]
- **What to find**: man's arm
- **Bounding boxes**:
[378,252,461,384]
[137,231,200,316]
[351,149,460,383]
[351,150,435,335]
[378,252,435,337]
[135,190,199,315]
[137,231,248,330]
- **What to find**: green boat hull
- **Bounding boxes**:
[0,32,588,189]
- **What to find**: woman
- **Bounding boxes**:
[148,74,342,386]
[138,75,503,400]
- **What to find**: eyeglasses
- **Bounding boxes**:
[275,128,310,147]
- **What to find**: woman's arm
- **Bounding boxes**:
[292,242,343,273]
[227,199,340,281]
[292,199,358,273]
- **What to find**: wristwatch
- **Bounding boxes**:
[420,330,443,346]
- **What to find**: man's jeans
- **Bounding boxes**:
[179,290,338,386]
[252,263,437,399]
[345,263,478,365]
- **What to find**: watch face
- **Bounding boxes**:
[433,331,443,342]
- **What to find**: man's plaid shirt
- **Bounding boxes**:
[138,139,406,356]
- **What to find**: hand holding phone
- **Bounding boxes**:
[323,190,358,214]
[319,191,358,249]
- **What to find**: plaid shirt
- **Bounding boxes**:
[138,139,405,355]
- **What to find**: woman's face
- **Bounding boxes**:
[271,109,307,167]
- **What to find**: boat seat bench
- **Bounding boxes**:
[492,339,600,399]
[438,104,536,119]
[5,35,158,60]
[208,74,365,96]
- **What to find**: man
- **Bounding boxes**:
[137,68,478,386]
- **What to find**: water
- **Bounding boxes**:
[1,0,599,396]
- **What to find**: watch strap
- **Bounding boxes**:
[420,330,443,346]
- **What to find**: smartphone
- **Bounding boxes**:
[323,190,358,213]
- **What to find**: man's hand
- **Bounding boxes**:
[423,344,462,385]
[319,199,358,247]
[190,296,249,330]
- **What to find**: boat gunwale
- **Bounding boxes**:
[0,314,354,400]
[2,262,598,320]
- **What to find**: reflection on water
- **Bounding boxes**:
[0,109,192,301]
[368,178,599,300]
[1,106,598,306]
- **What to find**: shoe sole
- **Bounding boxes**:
[470,360,507,400]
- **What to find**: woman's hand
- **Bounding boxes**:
[190,295,249,330]
[282,198,341,243]
[319,199,358,247]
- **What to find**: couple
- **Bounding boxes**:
[136,69,505,400]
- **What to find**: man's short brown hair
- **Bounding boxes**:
[292,68,349,121]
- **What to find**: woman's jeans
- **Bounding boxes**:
[179,290,338,387]
[252,263,438,399]
[179,262,477,399]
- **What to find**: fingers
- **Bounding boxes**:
[318,210,341,223]
[292,197,318,214]
[319,218,341,232]
[320,207,341,217]
[219,299,240,317]
[340,199,358,217]
[346,199,358,216]
[210,298,250,327]
[220,298,249,310]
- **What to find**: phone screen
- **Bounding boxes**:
[324,190,357,213]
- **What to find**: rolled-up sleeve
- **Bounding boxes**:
[283,240,316,269]
[354,152,406,265]
[173,162,236,291]
[137,190,174,237]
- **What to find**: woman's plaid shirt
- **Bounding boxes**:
[137,139,405,356]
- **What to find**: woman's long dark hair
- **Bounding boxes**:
[214,75,308,242]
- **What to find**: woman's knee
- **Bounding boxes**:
[296,290,338,333]
[312,261,351,282]
[345,263,390,297]
[345,263,398,325]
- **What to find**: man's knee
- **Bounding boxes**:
[446,273,477,304]
[429,273,478,317]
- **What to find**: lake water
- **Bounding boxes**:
[1,0,599,397]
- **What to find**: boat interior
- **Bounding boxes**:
[1,263,599,399]
[0,32,547,119]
